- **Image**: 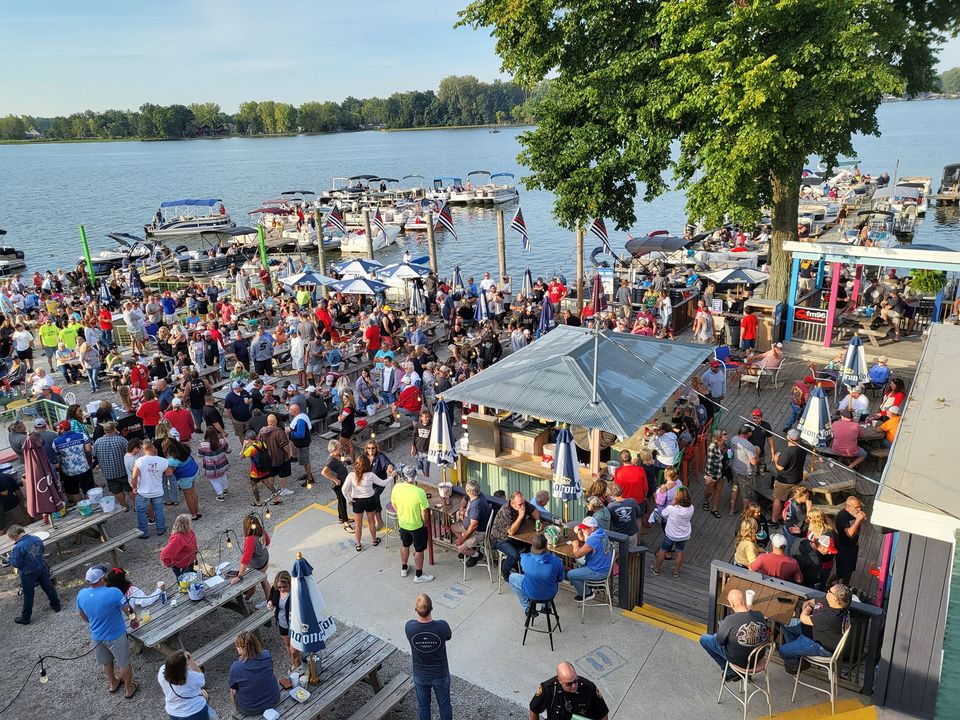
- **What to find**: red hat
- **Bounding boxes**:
[803,376,816,384]
[56,420,71,432]
[710,360,721,368]
[751,408,762,417]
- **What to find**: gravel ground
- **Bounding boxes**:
[0,379,526,720]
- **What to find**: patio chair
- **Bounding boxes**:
[578,547,617,624]
[718,641,775,720]
[791,623,852,715]
[808,363,839,404]
[462,510,495,583]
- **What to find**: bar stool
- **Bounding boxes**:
[522,598,562,651]
[382,502,399,547]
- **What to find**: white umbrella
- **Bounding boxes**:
[283,271,337,288]
[335,258,383,277]
[703,268,770,286]
[427,398,458,468]
[798,386,832,448]
[331,277,389,295]
[290,552,336,685]
[378,262,431,280]
[409,284,427,317]
[233,270,250,303]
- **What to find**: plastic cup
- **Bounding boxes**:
[745,589,756,608]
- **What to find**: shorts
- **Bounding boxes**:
[296,445,311,466]
[230,418,249,437]
[94,635,130,669]
[660,536,688,553]
[279,624,289,637]
[307,360,323,374]
[43,346,57,359]
[740,338,756,350]
[271,460,292,479]
[128,328,145,341]
[62,469,96,496]
[352,496,377,514]
[733,472,759,500]
[177,472,197,490]
[16,348,32,360]
[772,480,800,502]
[106,477,132,494]
[399,526,428,552]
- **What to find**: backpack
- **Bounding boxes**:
[249,441,271,473]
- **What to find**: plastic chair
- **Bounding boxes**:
[718,641,775,720]
[578,547,617,624]
[462,510,495,583]
[63,390,77,406]
[791,624,852,715]
[522,598,562,651]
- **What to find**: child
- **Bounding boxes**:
[241,430,279,507]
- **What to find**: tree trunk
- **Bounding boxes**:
[768,163,803,303]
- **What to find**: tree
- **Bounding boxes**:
[459,0,957,301]
[942,67,960,94]
[0,114,27,140]
[189,102,222,129]
[236,101,263,134]
[274,103,297,133]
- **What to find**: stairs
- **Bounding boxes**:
[622,603,707,642]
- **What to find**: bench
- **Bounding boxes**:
[346,673,413,720]
[367,425,408,452]
[49,528,143,579]
[193,608,272,667]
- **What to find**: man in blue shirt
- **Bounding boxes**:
[508,534,565,614]
[160,291,178,325]
[566,516,613,602]
[405,594,453,720]
[52,419,94,504]
[456,480,491,567]
[7,525,60,624]
[77,565,138,698]
[224,381,253,439]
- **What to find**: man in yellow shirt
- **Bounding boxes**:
[390,466,434,584]
[879,406,901,448]
[59,321,81,350]
[38,319,61,371]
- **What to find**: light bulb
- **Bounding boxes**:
[306,480,314,490]
[265,508,271,520]
[226,536,233,549]
[39,665,48,684]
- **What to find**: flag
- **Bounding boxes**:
[372,209,387,237]
[588,217,615,256]
[325,204,346,234]
[435,201,459,240]
[510,206,531,252]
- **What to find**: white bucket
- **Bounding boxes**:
[87,487,104,505]
[99,495,116,513]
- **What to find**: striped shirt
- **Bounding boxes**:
[93,434,129,481]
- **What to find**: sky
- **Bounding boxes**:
[1,1,958,117]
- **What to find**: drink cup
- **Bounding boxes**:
[745,589,756,608]
[290,672,300,688]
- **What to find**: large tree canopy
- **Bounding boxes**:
[459,0,957,299]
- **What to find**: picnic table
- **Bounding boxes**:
[128,562,267,658]
[509,518,580,566]
[803,464,857,505]
[836,313,892,347]
[234,627,408,720]
[328,406,393,438]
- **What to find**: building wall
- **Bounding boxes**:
[874,532,954,716]
[465,458,589,524]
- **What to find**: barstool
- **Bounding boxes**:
[383,502,399,547]
[522,598,562,651]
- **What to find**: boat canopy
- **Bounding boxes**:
[400,175,423,187]
[941,164,960,187]
[281,190,315,196]
[248,207,294,215]
[348,174,379,181]
[467,170,491,178]
[107,232,145,247]
[159,198,221,208]
[857,210,895,218]
[491,172,515,181]
[625,234,695,257]
[376,177,400,184]
[200,226,258,237]
[873,186,922,200]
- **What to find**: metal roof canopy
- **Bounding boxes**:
[784,241,960,273]
[442,325,713,437]
[872,324,960,544]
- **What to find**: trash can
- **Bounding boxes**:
[744,299,784,352]
[724,316,741,348]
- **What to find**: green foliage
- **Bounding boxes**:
[909,270,948,294]
[942,68,960,94]
[0,114,27,140]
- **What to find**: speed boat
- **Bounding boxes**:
[0,230,25,275]
[895,176,931,214]
[428,177,462,203]
[83,233,162,276]
[145,198,235,237]
[336,228,395,254]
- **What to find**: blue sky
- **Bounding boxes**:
[1,0,958,116]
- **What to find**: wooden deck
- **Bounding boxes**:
[636,332,924,622]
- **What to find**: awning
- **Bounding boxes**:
[442,325,713,437]
[159,198,221,208]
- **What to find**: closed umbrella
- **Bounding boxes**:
[538,298,555,335]
[290,552,336,686]
[839,332,868,388]
[798,386,832,449]
[409,283,427,317]
[551,425,581,523]
[590,273,608,314]
[23,433,64,520]
[234,269,250,303]
[452,266,466,295]
[520,268,534,301]
[474,290,490,323]
[282,256,297,278]
[428,398,458,471]
[98,279,111,306]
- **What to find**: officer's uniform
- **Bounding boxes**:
[529,675,609,719]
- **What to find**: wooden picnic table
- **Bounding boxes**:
[509,518,580,565]
[803,465,857,505]
[719,575,803,626]
[128,562,266,658]
[328,406,393,437]
[0,505,121,558]
[859,424,885,443]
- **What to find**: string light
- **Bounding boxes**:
[38,658,47,685]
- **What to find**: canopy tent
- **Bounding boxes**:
[159,198,221,207]
[442,325,713,438]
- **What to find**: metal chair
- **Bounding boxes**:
[496,549,512,595]
[382,501,399,548]
[462,509,495,583]
[791,624,852,715]
[578,547,617,623]
[718,641,775,720]
[522,598,562,651]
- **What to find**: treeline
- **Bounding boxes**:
[1,76,548,141]
[939,67,960,94]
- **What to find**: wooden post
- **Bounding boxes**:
[496,210,507,279]
[313,209,327,277]
[822,261,842,348]
[362,209,375,260]
[426,212,438,273]
[589,427,602,477]
[576,225,585,312]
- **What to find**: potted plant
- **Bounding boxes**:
[908,270,947,296]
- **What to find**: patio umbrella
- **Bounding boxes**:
[290,552,336,685]
[474,290,491,323]
[452,266,466,295]
[590,273,608,314]
[335,258,383,277]
[282,256,297,278]
[798,386,833,449]
[551,425,581,523]
[409,283,427,317]
[98,279,112,306]
[538,298,555,335]
[428,398,458,482]
[703,268,771,287]
[283,271,336,288]
[520,268,534,301]
[23,433,65,520]
[839,332,868,388]
[331,277,389,295]
[378,262,431,281]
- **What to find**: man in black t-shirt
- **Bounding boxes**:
[834,496,868,584]
[405,594,453,720]
[772,429,807,521]
[779,584,851,674]
[699,589,769,680]
[746,408,775,471]
[530,662,609,720]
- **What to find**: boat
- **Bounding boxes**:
[449,170,490,205]
[398,175,425,201]
[871,186,922,234]
[145,198,235,237]
[170,227,259,275]
[477,172,519,204]
[83,233,162,276]
[933,163,960,205]
[895,176,932,214]
[428,177,462,203]
[0,230,26,275]
[336,228,395,254]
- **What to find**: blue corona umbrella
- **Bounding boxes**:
[378,261,431,280]
[409,283,427,317]
[428,398,458,468]
[520,268,534,300]
[839,332,868,388]
[331,277,390,295]
[538,298,555,335]
[335,258,383,277]
[474,290,490,323]
[452,265,466,295]
[290,552,336,685]
[798,386,832,448]
[552,425,581,522]
[98,279,111,305]
[284,271,337,288]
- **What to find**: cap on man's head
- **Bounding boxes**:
[751,408,762,417]
[171,397,182,408]
[577,516,599,531]
[710,360,721,368]
[775,342,783,348]
[401,466,417,481]
[85,566,106,584]
[287,384,297,392]
[232,380,244,389]
[33,418,47,428]
[306,385,316,393]
[401,375,411,385]
[771,534,788,548]
[888,406,901,415]
[803,375,816,384]
[56,420,71,432]
[325,374,334,385]
[740,424,754,435]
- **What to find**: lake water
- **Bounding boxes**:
[2,98,958,280]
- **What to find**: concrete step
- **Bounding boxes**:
[629,603,707,636]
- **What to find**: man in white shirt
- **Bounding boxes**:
[653,423,680,468]
[837,386,870,422]
[479,272,496,293]
[12,323,34,371]
[131,439,172,537]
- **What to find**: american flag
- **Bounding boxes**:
[510,206,531,252]
[325,204,346,234]
[588,217,615,256]
[372,209,387,237]
[435,201,458,240]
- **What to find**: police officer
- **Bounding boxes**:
[529,662,609,720]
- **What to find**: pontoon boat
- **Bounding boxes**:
[145,198,235,237]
